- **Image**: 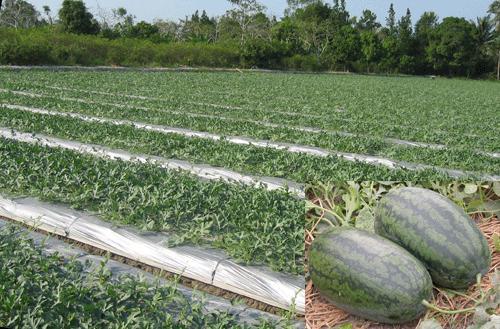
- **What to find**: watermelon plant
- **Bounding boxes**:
[0,109,457,182]
[0,224,283,329]
[374,187,491,289]
[0,138,304,274]
[1,68,498,152]
[0,89,498,176]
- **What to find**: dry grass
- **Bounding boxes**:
[305,212,499,329]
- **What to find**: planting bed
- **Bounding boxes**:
[0,138,304,275]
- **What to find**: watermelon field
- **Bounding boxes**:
[306,181,499,329]
[0,67,499,328]
[0,66,309,328]
[0,68,499,181]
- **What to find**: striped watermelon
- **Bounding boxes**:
[309,227,433,324]
[374,187,491,289]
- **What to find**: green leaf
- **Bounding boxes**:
[464,183,478,195]
[355,207,374,233]
[494,234,500,253]
[493,182,500,197]
[417,319,443,329]
[338,323,353,329]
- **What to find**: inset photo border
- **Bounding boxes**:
[305,182,499,329]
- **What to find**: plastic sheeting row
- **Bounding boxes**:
[22,84,499,153]
[0,84,489,141]
[0,218,304,328]
[0,196,305,314]
[0,126,305,198]
[0,104,498,180]
[0,87,327,119]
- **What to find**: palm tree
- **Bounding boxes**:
[490,0,500,27]
[476,16,495,45]
[489,0,500,79]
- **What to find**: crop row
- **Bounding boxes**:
[2,70,498,124]
[0,101,498,176]
[0,106,469,181]
[1,70,498,134]
[0,138,304,274]
[0,224,281,329]
[1,81,498,151]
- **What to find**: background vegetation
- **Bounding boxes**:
[0,0,500,77]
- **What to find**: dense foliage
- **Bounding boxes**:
[0,225,280,328]
[0,139,305,274]
[58,0,99,34]
[0,28,240,67]
[0,0,499,77]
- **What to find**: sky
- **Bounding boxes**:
[29,0,493,24]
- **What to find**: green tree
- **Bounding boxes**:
[426,17,478,76]
[415,12,439,73]
[0,0,39,28]
[111,7,135,38]
[128,21,159,39]
[330,24,361,70]
[217,14,241,41]
[180,10,216,42]
[42,5,52,25]
[398,9,413,49]
[397,8,416,73]
[356,9,381,31]
[97,7,133,39]
[490,0,500,29]
[272,16,302,52]
[381,34,398,72]
[290,1,333,60]
[475,16,495,46]
[330,0,349,28]
[226,0,266,44]
[153,19,178,42]
[59,0,99,34]
[474,16,496,76]
[386,3,396,33]
[416,12,438,45]
[285,0,321,16]
[360,30,382,72]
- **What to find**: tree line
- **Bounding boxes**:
[1,0,499,78]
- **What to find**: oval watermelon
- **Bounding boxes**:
[309,227,433,324]
[374,187,491,289]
